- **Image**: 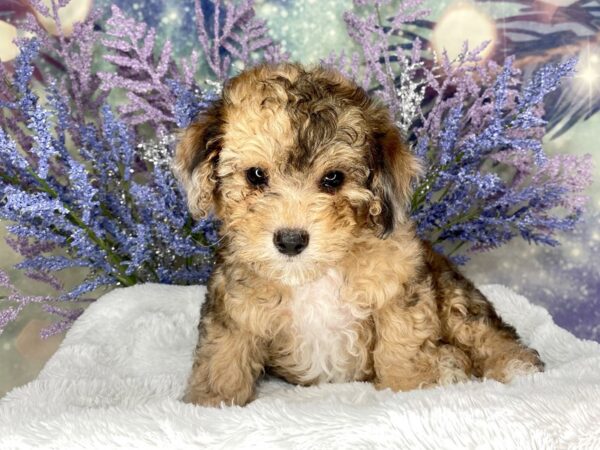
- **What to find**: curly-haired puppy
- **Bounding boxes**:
[174,62,544,407]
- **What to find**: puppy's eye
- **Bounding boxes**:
[246,167,268,187]
[320,171,345,191]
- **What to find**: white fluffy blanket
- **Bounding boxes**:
[1,283,599,449]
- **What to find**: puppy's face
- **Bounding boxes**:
[174,63,418,285]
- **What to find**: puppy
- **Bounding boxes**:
[174,62,543,407]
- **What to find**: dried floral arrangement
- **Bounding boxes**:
[0,0,593,337]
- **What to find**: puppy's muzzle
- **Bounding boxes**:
[273,228,309,256]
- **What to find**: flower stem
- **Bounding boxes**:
[447,241,466,256]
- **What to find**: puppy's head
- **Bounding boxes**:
[174,63,419,285]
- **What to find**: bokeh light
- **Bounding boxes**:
[0,20,19,62]
[431,1,497,61]
[34,0,93,37]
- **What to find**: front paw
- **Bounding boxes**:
[182,385,254,407]
[182,389,227,407]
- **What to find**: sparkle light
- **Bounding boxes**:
[574,41,600,116]
[257,0,349,64]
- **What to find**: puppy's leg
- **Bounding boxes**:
[372,285,471,391]
[442,286,543,382]
[183,313,265,407]
[427,248,544,382]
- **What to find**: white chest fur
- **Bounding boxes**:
[287,268,369,383]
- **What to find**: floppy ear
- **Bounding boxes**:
[172,100,225,219]
[368,123,420,238]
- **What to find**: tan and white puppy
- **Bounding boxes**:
[174,62,543,407]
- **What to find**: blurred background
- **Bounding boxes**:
[0,0,598,397]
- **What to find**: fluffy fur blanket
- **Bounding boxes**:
[1,283,599,449]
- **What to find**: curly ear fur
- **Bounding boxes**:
[368,118,421,238]
[173,100,225,219]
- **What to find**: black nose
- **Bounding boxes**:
[273,228,309,256]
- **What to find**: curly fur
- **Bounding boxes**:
[173,62,544,407]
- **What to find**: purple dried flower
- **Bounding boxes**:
[194,0,279,80]
[60,276,114,300]
[0,270,11,289]
[97,2,278,134]
[1,33,220,335]
[168,79,205,128]
[0,128,30,171]
[23,269,63,292]
[67,160,98,225]
[0,307,20,336]
[39,305,84,339]
[13,39,39,96]
[19,2,104,130]
[15,256,91,272]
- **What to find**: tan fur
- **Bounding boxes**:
[175,62,544,407]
